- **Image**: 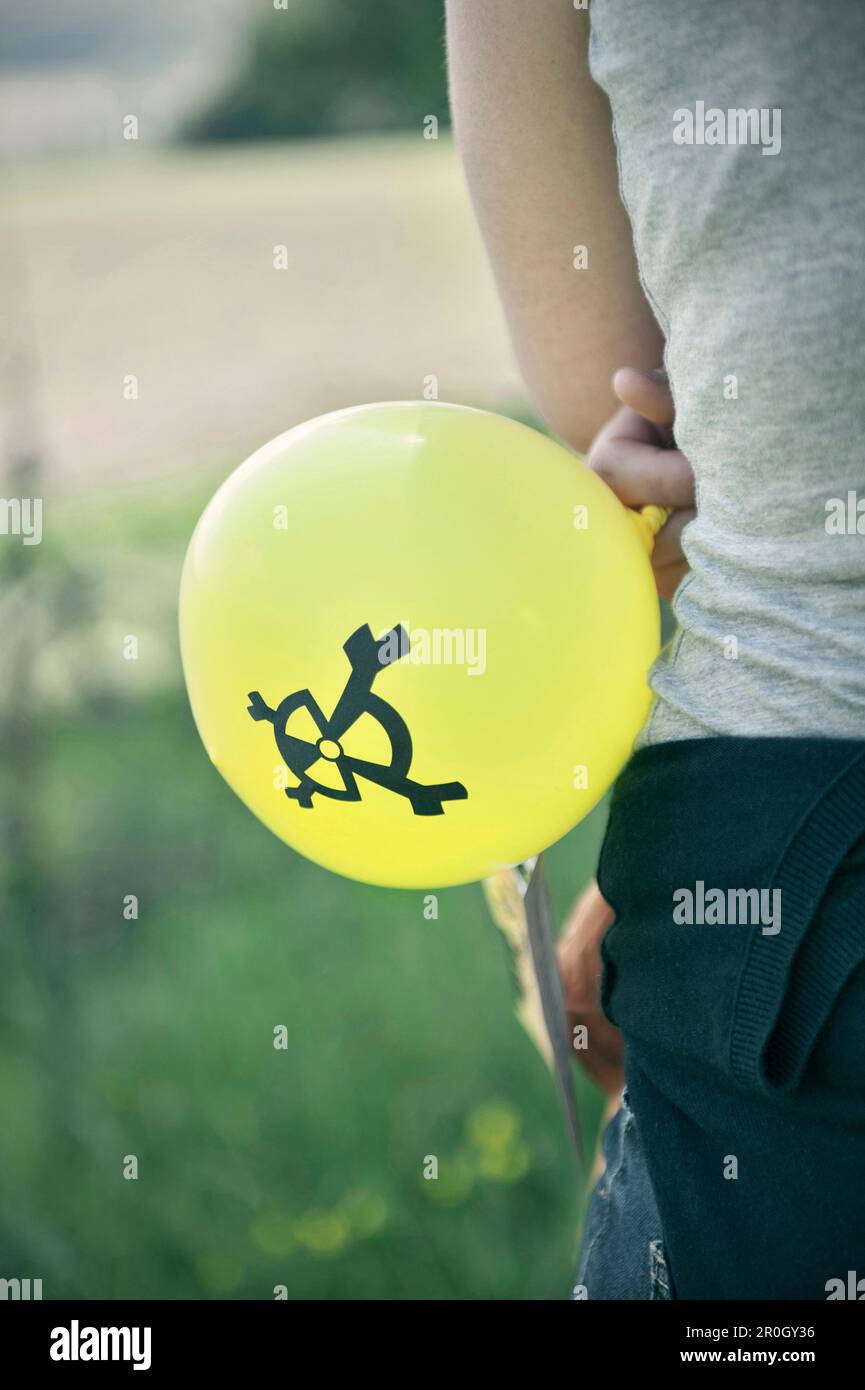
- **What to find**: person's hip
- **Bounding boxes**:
[593,735,865,1299]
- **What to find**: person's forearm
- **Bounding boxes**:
[446,0,662,453]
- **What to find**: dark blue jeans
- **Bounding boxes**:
[574,1088,674,1300]
[593,738,865,1299]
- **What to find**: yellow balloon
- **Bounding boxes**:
[179,402,660,888]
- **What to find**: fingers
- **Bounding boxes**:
[560,879,615,950]
[652,506,694,568]
[589,402,659,452]
[613,365,675,428]
[584,1052,626,1098]
[585,365,695,601]
[654,557,690,603]
[588,435,695,509]
[651,508,695,601]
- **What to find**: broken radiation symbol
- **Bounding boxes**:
[247,621,468,815]
[179,401,662,889]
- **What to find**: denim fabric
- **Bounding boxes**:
[574,1089,673,1301]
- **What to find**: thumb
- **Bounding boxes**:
[613,366,675,428]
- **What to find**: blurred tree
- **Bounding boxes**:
[184,0,449,142]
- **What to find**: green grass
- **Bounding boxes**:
[0,484,608,1301]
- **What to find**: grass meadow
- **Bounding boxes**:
[1,136,607,1299]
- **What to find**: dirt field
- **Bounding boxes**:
[3,136,525,494]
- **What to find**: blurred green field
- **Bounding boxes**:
[0,128,612,1300]
[0,466,608,1302]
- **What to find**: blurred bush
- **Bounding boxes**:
[185,0,449,142]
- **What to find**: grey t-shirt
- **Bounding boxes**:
[588,0,865,745]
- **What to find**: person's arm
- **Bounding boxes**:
[445,0,663,453]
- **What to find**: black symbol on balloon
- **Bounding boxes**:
[247,623,468,816]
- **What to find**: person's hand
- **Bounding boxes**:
[587,367,695,601]
[557,880,624,1096]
